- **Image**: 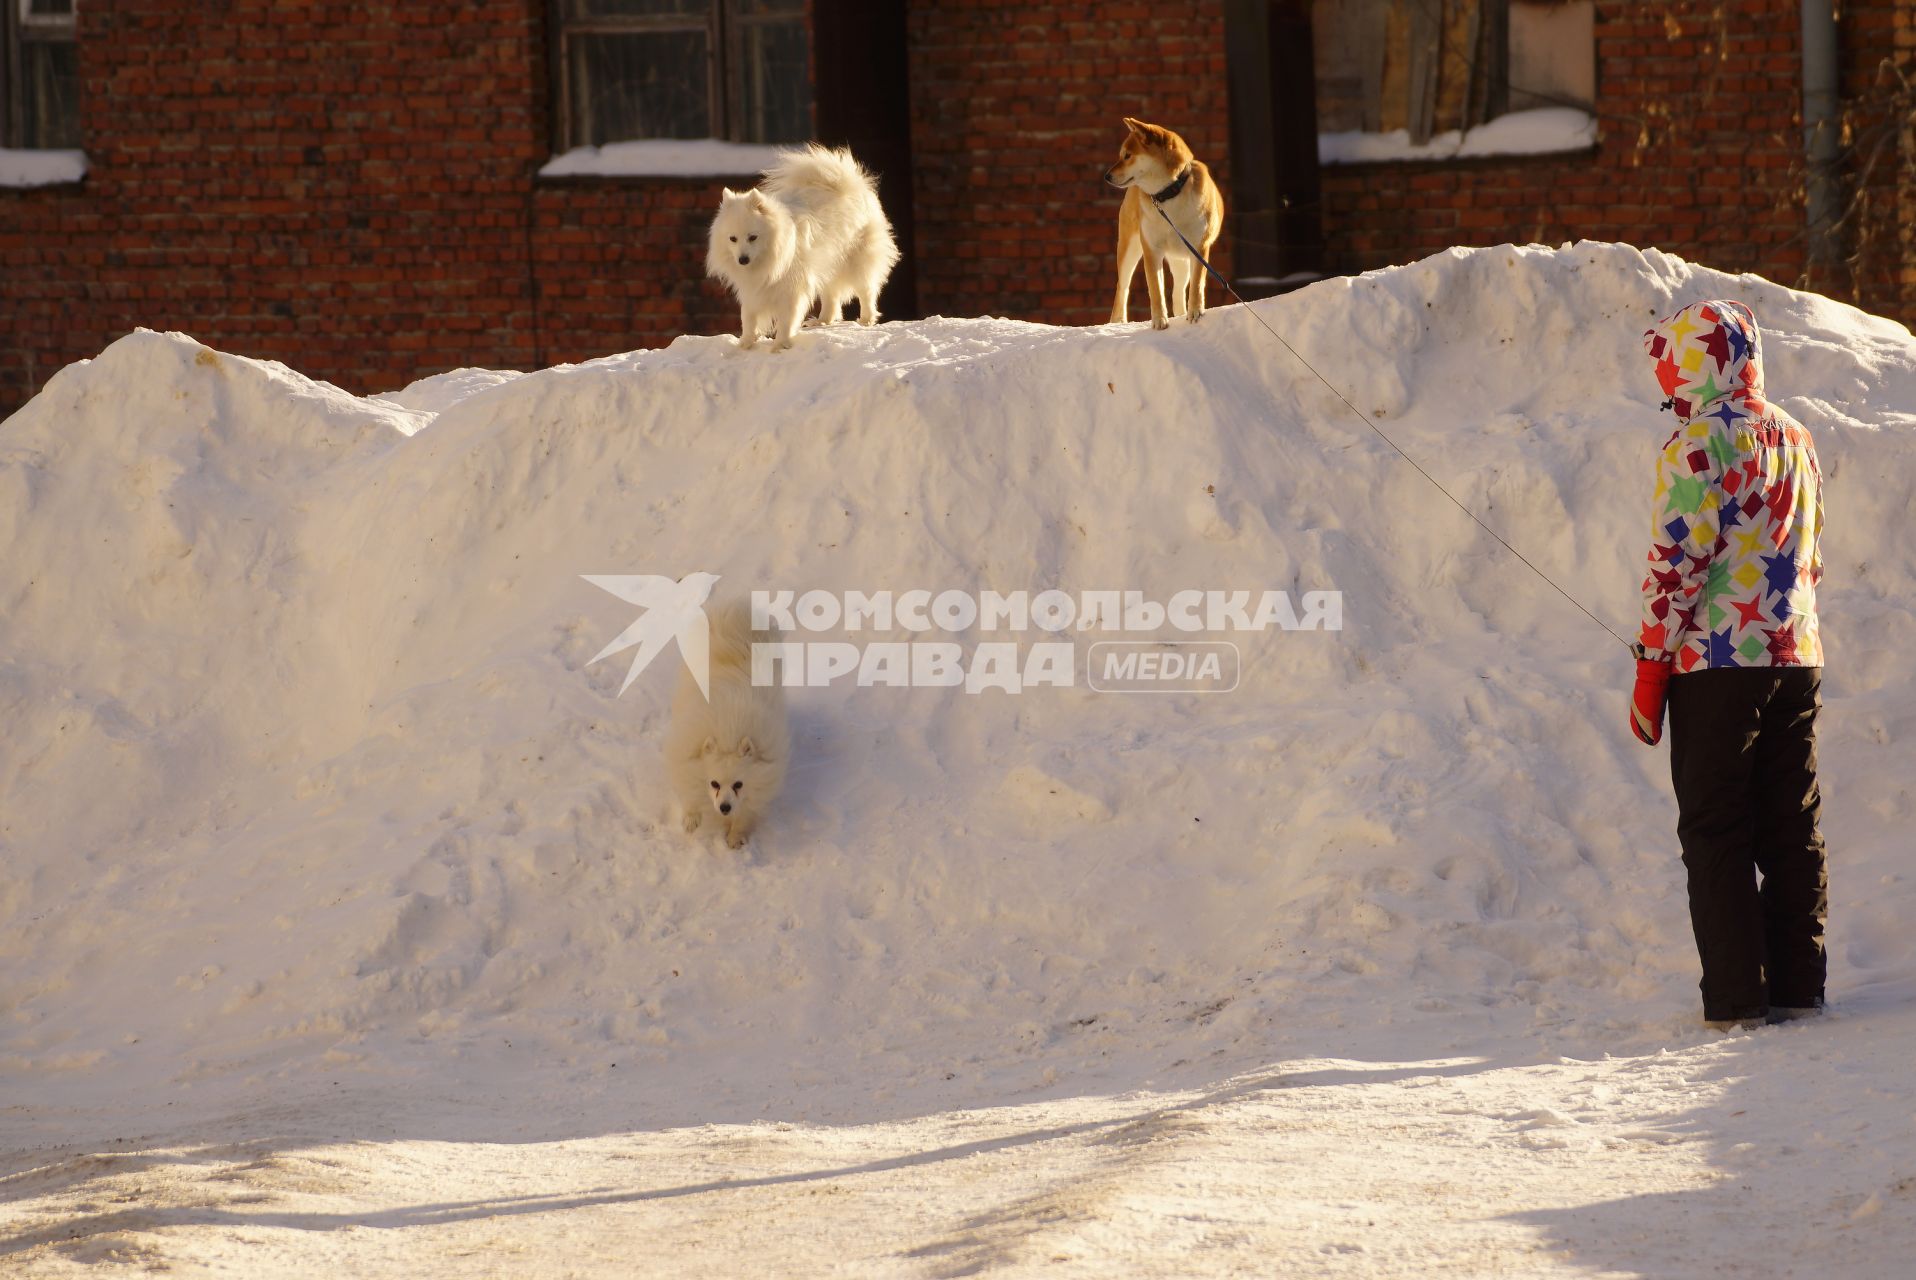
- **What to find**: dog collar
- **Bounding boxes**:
[1151,167,1191,203]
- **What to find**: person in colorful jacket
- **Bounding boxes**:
[1629,298,1828,1031]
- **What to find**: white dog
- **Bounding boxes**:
[705,145,899,352]
[665,599,788,849]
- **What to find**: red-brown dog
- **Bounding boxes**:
[1104,117,1225,329]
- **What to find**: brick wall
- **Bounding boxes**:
[6,1,543,405]
[1840,0,1916,322]
[1317,2,1809,294]
[531,178,740,369]
[905,0,1231,325]
[2,1,1909,416]
[6,0,1235,415]
[0,0,747,414]
[1314,0,1916,332]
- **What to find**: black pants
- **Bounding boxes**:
[1667,666,1828,1021]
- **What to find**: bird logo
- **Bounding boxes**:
[581,571,722,699]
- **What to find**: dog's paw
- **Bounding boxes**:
[683,809,704,833]
[1187,310,1204,324]
[1151,316,1171,331]
[725,830,749,850]
[737,336,758,350]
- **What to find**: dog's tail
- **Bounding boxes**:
[761,144,879,205]
[704,597,776,673]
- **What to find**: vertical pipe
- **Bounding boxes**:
[1800,0,1841,279]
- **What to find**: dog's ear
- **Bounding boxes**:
[749,189,768,207]
[699,735,718,758]
[738,736,756,758]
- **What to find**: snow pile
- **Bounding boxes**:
[3,242,1914,1126]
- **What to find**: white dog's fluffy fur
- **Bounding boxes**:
[705,145,900,351]
[665,600,789,849]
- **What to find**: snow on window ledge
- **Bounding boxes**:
[0,149,88,188]
[539,140,789,180]
[1319,107,1595,166]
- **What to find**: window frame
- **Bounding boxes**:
[1312,0,1592,152]
[3,0,81,151]
[550,0,810,153]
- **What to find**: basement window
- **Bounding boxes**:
[548,0,811,175]
[1314,0,1594,164]
[2,0,83,181]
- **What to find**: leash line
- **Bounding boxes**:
[1149,203,1634,654]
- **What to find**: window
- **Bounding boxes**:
[1314,0,1594,163]
[553,0,811,151]
[3,0,80,150]
[1506,1,1593,113]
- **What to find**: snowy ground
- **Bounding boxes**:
[3,242,1915,1275]
[8,1008,1916,1277]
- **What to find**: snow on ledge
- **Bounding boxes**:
[540,139,787,179]
[1319,107,1595,166]
[0,148,88,188]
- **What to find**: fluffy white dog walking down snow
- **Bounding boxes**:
[705,145,900,352]
[665,599,789,849]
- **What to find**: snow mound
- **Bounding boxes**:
[4,242,1914,1123]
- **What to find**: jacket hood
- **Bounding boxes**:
[1642,299,1765,421]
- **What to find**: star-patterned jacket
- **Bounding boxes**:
[1638,299,1823,672]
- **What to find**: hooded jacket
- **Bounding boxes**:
[1638,300,1823,672]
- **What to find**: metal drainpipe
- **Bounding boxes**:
[1801,0,1842,281]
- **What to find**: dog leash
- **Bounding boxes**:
[1147,201,1634,654]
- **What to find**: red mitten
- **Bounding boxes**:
[1630,656,1672,746]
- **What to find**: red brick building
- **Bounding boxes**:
[2,1,1911,414]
